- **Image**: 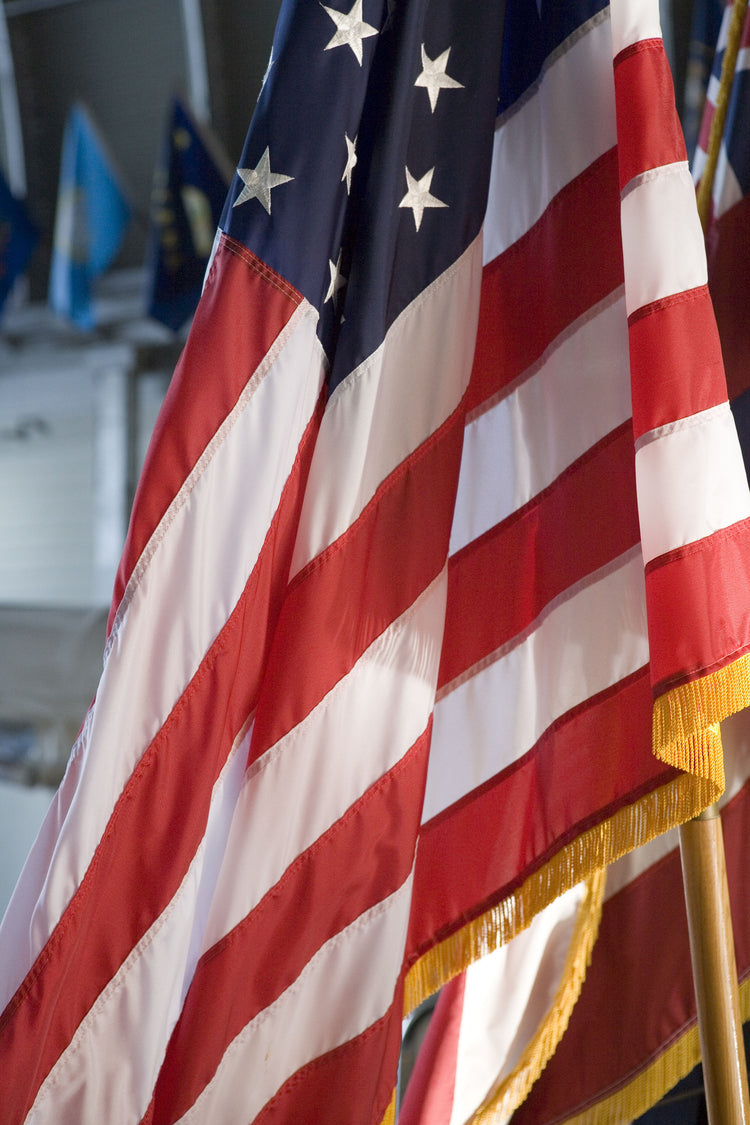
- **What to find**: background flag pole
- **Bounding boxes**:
[679,804,750,1121]
[680,3,750,1119]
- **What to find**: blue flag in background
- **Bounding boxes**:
[48,103,131,329]
[0,167,36,314]
[145,96,230,332]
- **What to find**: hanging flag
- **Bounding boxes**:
[682,0,725,161]
[398,712,750,1125]
[48,103,132,329]
[693,3,750,402]
[508,710,750,1124]
[398,877,604,1125]
[145,95,231,332]
[0,167,36,313]
[3,2,750,1123]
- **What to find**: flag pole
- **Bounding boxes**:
[681,3,750,1117]
[695,0,748,227]
[679,805,750,1122]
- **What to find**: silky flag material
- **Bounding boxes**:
[3,2,750,1123]
[398,714,750,1125]
[0,168,36,313]
[509,709,750,1124]
[48,103,132,329]
[399,876,605,1125]
[693,3,750,401]
[145,95,231,332]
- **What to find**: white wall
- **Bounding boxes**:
[0,777,54,918]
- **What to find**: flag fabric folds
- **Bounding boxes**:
[145,95,231,332]
[398,711,750,1125]
[48,103,131,329]
[509,711,750,1124]
[693,1,750,401]
[0,167,36,313]
[3,2,750,1123]
[398,876,604,1125]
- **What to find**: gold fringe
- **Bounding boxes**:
[653,654,750,794]
[553,967,750,1124]
[470,869,606,1124]
[379,1088,397,1125]
[404,771,714,1016]
[696,0,749,229]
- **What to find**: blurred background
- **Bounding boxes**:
[0,0,711,905]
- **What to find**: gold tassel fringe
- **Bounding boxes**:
[470,869,606,1124]
[404,770,714,1016]
[555,971,750,1124]
[653,653,750,795]
[379,1088,397,1125]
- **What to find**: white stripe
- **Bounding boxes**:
[713,142,744,219]
[483,15,616,265]
[736,45,750,74]
[450,883,586,1125]
[201,569,446,951]
[25,735,249,1125]
[608,0,662,57]
[178,873,415,1124]
[620,162,707,314]
[290,237,482,576]
[635,403,750,565]
[706,73,721,107]
[0,306,325,1005]
[691,144,708,187]
[449,293,630,557]
[424,549,648,823]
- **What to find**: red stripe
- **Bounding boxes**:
[109,237,303,633]
[439,423,638,689]
[249,405,465,759]
[697,99,715,157]
[514,847,692,1122]
[150,727,432,1124]
[467,148,623,415]
[513,779,750,1124]
[628,286,727,441]
[251,998,404,1125]
[407,668,672,961]
[707,195,750,401]
[0,396,323,1125]
[613,40,687,190]
[645,518,750,694]
[398,975,465,1125]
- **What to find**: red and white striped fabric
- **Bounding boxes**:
[511,708,750,1124]
[2,2,750,1123]
[693,1,750,400]
[398,879,601,1125]
[401,714,750,1125]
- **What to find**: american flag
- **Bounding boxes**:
[693,1,750,403]
[510,711,750,1124]
[2,1,750,1123]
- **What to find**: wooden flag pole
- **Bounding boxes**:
[682,2,750,1118]
[679,805,750,1123]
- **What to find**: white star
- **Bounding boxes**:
[342,133,357,194]
[414,45,464,113]
[322,0,378,65]
[233,147,293,215]
[325,249,347,305]
[399,166,447,232]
